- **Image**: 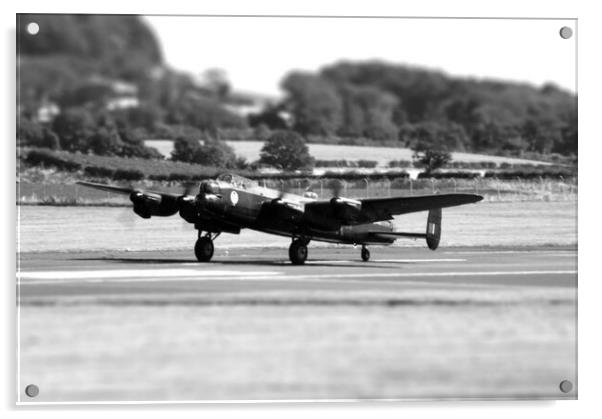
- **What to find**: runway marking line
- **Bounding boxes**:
[443,250,576,255]
[306,258,467,264]
[17,269,280,280]
[17,269,577,286]
[371,258,467,263]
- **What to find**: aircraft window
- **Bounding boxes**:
[218,173,258,189]
[217,173,233,183]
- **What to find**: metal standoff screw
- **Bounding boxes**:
[559,26,573,39]
[25,384,39,398]
[26,22,40,35]
[559,380,573,393]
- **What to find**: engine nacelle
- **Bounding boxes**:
[130,191,179,218]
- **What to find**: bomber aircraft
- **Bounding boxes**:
[78,173,483,264]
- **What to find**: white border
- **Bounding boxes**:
[5,0,600,417]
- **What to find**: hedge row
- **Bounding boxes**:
[417,171,481,179]
[482,168,576,180]
[417,168,575,180]
[315,159,378,168]
[21,148,576,183]
[23,148,226,181]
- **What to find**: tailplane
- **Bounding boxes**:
[366,208,443,250]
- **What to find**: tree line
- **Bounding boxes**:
[17,15,577,174]
[251,62,577,157]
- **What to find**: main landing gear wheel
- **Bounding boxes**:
[195,236,214,262]
[361,246,370,262]
[289,239,308,265]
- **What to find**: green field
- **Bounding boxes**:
[145,140,553,168]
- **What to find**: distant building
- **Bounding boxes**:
[36,101,60,123]
[102,78,139,110]
[105,96,139,111]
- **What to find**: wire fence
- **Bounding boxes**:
[17,177,578,206]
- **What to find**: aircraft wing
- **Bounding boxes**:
[76,181,188,218]
[304,193,483,225]
[76,181,182,198]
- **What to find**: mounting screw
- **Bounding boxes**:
[559,26,573,39]
[559,380,573,393]
[25,384,39,398]
[26,22,39,35]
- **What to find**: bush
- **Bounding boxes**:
[357,159,378,168]
[412,148,452,173]
[167,172,194,182]
[84,166,116,178]
[51,108,96,152]
[388,160,412,168]
[315,159,356,168]
[113,168,144,181]
[259,130,314,171]
[193,140,237,168]
[390,176,411,188]
[483,168,575,179]
[87,127,124,156]
[24,149,82,171]
[18,119,44,146]
[417,171,480,179]
[171,136,201,163]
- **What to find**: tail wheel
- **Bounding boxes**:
[195,236,214,262]
[289,240,308,265]
[361,246,370,262]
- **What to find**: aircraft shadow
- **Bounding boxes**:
[72,256,400,269]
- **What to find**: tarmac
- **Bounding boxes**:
[18,245,577,304]
[17,245,578,402]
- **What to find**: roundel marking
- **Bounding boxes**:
[230,190,239,206]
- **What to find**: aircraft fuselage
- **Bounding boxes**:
[184,181,396,246]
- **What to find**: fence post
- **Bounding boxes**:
[494,177,501,200]
[363,178,369,198]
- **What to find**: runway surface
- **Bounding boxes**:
[18,245,577,304]
[17,245,577,402]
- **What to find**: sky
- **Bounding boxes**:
[144,16,576,97]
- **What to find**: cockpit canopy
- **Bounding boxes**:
[216,173,258,189]
[200,180,220,195]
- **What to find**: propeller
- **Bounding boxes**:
[114,181,138,228]
[116,204,137,228]
[327,179,345,198]
[106,180,200,227]
[275,179,293,200]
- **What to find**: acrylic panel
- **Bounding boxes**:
[16,14,577,403]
